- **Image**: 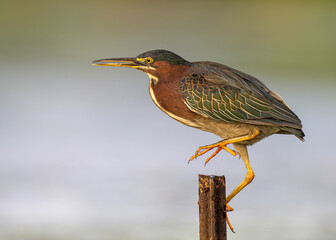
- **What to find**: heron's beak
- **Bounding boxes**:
[92,57,147,69]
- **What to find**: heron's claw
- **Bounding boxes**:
[188,141,237,165]
[225,204,235,233]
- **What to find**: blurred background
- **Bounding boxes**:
[0,0,335,239]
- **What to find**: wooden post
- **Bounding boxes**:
[199,175,227,240]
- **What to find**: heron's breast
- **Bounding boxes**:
[149,79,200,128]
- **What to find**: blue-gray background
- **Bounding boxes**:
[0,1,335,239]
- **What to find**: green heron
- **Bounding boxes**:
[93,50,304,231]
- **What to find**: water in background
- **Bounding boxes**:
[0,1,335,239]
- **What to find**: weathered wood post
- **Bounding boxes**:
[198,175,227,240]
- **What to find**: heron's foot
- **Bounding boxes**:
[226,204,235,233]
[226,204,234,212]
[188,141,237,166]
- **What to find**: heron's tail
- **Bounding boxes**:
[283,127,305,142]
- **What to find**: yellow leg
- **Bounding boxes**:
[188,129,260,233]
[188,142,236,165]
[226,154,254,204]
[189,129,259,165]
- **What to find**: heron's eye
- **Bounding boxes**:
[145,57,153,64]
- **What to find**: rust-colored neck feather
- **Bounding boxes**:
[148,62,199,126]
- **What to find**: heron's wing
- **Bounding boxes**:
[179,71,302,129]
[190,61,271,97]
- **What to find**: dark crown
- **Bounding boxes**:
[137,49,191,66]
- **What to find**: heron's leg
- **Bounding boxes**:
[226,143,254,204]
[225,143,255,233]
[188,145,236,163]
[188,129,260,233]
[189,129,259,165]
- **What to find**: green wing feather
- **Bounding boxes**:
[180,73,302,129]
